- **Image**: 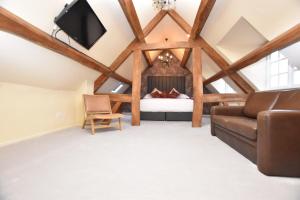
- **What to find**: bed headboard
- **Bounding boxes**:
[147,76,186,93]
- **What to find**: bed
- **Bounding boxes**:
[140,76,193,121]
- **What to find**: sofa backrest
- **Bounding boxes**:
[273,90,300,110]
[243,92,280,118]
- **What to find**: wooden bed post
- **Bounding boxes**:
[192,47,203,127]
[132,50,142,126]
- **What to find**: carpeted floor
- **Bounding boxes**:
[0,115,299,200]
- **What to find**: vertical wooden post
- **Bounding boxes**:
[192,47,203,127]
[132,50,142,126]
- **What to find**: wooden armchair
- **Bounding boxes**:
[82,95,124,134]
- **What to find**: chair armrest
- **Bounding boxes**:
[257,110,300,177]
[210,106,245,116]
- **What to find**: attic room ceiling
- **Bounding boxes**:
[1,0,300,91]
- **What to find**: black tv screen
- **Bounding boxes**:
[54,0,106,49]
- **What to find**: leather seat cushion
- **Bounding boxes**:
[243,92,279,119]
[273,90,300,110]
[212,115,258,141]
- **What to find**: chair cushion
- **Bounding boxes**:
[273,90,300,110]
[243,92,279,118]
[212,115,258,141]
[84,95,111,113]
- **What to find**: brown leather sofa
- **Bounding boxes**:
[211,89,300,177]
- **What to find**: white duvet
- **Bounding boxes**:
[140,98,194,112]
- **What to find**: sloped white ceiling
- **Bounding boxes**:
[0,32,100,90]
[202,0,300,63]
[115,54,148,81]
[145,14,189,43]
[1,0,300,91]
[281,42,300,68]
[174,0,201,26]
[145,14,189,61]
[217,17,268,62]
[133,0,157,29]
[185,51,222,81]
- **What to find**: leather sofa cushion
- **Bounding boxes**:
[273,90,300,110]
[243,92,279,118]
[212,115,258,141]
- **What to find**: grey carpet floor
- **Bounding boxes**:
[0,115,299,200]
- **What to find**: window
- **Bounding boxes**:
[240,50,300,91]
[267,51,289,89]
[112,84,124,93]
[211,79,236,93]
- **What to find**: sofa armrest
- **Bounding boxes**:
[257,110,300,177]
[210,106,245,116]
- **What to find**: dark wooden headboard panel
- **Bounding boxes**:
[147,76,186,93]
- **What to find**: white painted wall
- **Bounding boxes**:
[0,81,93,146]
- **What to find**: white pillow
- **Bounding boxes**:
[177,94,190,99]
[169,88,180,94]
[143,94,153,99]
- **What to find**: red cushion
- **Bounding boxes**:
[167,93,179,98]
[160,92,169,98]
[150,88,163,98]
[151,91,161,98]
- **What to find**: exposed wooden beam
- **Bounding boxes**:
[203,93,248,103]
[94,40,137,92]
[167,10,254,93]
[181,0,216,67]
[111,102,123,113]
[192,47,203,127]
[203,71,225,85]
[94,11,167,93]
[96,93,132,103]
[167,10,192,34]
[143,11,167,36]
[198,37,255,93]
[132,50,142,126]
[118,0,152,65]
[190,0,216,39]
[204,23,300,85]
[110,72,132,85]
[0,7,130,84]
[136,41,200,51]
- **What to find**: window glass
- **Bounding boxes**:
[294,70,300,85]
[211,79,236,93]
[240,47,300,91]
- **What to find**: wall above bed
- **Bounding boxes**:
[141,51,192,97]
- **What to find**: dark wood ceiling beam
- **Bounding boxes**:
[180,0,216,67]
[0,7,131,84]
[167,10,192,34]
[94,11,167,92]
[167,10,254,93]
[118,0,152,65]
[143,10,167,36]
[198,37,255,93]
[136,41,200,51]
[204,23,300,85]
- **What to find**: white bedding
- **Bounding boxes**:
[140,98,194,112]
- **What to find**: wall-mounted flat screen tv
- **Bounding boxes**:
[54,0,106,50]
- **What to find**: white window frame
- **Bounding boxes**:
[266,51,299,90]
